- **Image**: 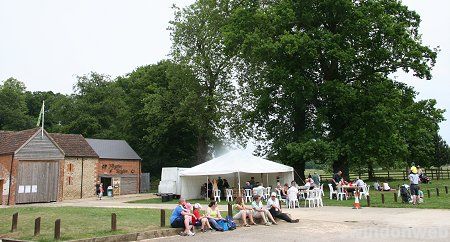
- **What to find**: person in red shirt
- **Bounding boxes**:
[192,203,212,232]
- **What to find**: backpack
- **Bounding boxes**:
[217,219,229,231]
[225,215,237,230]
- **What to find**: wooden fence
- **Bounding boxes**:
[320,168,450,181]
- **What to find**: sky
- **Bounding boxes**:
[0,0,449,141]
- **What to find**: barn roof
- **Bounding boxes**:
[86,139,141,160]
[50,133,98,157]
[0,128,40,155]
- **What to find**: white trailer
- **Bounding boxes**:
[158,167,187,195]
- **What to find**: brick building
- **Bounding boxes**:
[86,139,141,196]
[0,128,142,205]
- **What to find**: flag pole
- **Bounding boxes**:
[41,100,45,137]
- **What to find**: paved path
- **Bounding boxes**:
[11,194,450,242]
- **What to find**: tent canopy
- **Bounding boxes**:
[180,149,293,176]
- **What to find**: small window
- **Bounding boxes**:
[68,176,73,185]
[67,163,74,172]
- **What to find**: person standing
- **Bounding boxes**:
[409,167,420,205]
[95,181,100,198]
[98,183,104,200]
[312,172,321,186]
[332,171,343,189]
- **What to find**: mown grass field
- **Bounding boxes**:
[132,180,450,209]
[323,179,450,209]
[0,207,169,242]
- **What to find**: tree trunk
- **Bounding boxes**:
[333,155,349,180]
[196,135,209,165]
[367,161,374,180]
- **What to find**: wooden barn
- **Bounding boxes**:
[0,128,65,205]
[0,128,142,205]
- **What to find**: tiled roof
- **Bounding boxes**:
[50,133,98,158]
[86,139,141,160]
[0,128,40,155]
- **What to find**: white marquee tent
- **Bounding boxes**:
[179,149,295,199]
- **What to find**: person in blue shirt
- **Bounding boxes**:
[170,198,195,236]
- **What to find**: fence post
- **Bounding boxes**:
[436,188,440,197]
[427,190,430,198]
[387,171,390,180]
[445,186,448,194]
[227,203,233,217]
[367,195,371,207]
[34,217,41,236]
[54,219,61,240]
[402,171,405,180]
[431,170,434,180]
[11,212,18,232]
[111,213,117,231]
[160,209,166,227]
[394,193,397,203]
[381,194,385,204]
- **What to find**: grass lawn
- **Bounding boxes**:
[323,179,450,209]
[0,207,170,242]
[130,180,450,210]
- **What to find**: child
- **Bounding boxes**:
[98,183,104,200]
[192,203,213,232]
[418,188,424,204]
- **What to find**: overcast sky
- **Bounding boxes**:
[1,0,449,141]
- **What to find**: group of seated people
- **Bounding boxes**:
[170,194,299,236]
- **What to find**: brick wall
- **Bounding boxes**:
[0,154,13,205]
[97,159,140,176]
[63,157,98,200]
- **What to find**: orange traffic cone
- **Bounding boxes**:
[353,191,361,209]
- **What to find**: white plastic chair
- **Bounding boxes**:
[328,184,337,199]
[359,185,369,199]
[244,189,252,203]
[225,189,233,202]
[213,189,221,202]
[276,189,286,204]
[336,186,347,201]
[314,189,323,207]
[304,189,316,208]
[264,187,271,200]
[287,189,299,209]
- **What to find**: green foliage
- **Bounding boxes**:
[0,78,33,130]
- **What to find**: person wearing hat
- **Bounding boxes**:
[267,192,299,223]
[192,203,213,232]
[409,167,420,205]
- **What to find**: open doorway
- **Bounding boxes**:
[100,177,112,194]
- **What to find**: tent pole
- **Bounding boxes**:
[238,172,241,196]
[267,173,269,187]
[206,176,209,201]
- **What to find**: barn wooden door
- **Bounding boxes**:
[15,161,59,204]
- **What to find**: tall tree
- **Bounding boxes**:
[117,61,204,174]
[0,78,33,130]
[225,0,439,179]
[169,0,238,164]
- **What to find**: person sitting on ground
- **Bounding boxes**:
[373,181,381,191]
[170,198,195,236]
[382,181,391,191]
[205,200,224,231]
[267,192,299,223]
[192,203,213,232]
[233,196,256,227]
[252,195,277,226]
[312,172,321,186]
